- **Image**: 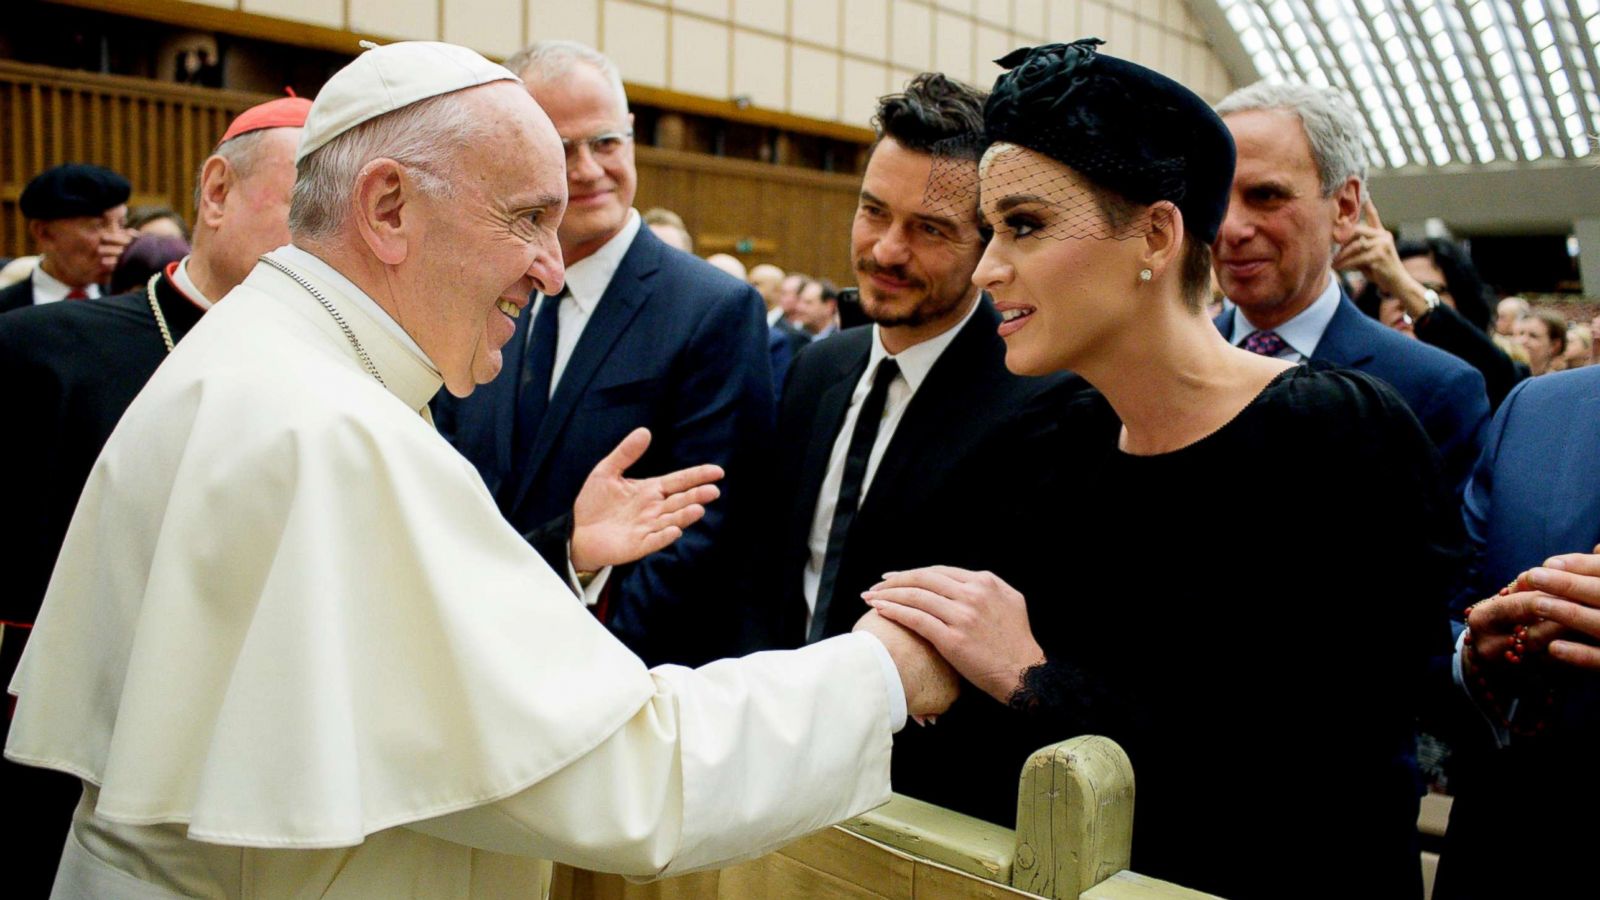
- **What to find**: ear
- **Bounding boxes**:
[350,158,412,267]
[1140,201,1184,279]
[197,155,232,230]
[1329,176,1362,244]
[27,219,49,248]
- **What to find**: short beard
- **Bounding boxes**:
[856,258,968,328]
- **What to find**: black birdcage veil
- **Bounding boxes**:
[928,137,1154,244]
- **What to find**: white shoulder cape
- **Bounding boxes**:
[6,258,657,848]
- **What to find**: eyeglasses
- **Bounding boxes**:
[562,130,633,160]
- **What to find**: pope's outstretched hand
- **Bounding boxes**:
[570,427,724,572]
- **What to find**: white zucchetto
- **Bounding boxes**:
[296,40,519,164]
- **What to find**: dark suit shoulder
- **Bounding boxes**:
[0,278,32,313]
[0,289,154,357]
[625,226,762,312]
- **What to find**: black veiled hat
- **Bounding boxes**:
[984,40,1235,243]
[19,163,131,221]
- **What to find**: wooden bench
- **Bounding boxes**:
[551,735,1216,900]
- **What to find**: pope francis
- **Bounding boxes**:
[5,42,957,898]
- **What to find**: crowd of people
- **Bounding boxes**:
[1,34,1597,900]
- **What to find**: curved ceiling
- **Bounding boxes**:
[1212,0,1599,171]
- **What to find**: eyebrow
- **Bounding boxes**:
[511,192,565,211]
[860,189,965,231]
[992,194,1052,213]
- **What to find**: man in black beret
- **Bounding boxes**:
[0,163,134,314]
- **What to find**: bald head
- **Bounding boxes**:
[749,263,784,310]
[705,253,746,281]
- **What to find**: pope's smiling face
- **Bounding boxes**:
[404,83,567,397]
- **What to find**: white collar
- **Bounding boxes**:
[30,261,95,303]
[865,293,983,393]
[557,209,641,313]
[170,256,215,310]
[1230,273,1341,358]
[276,244,437,372]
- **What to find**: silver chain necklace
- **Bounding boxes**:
[257,255,385,387]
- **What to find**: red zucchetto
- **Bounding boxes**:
[218,95,313,147]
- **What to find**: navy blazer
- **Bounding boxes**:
[433,225,775,666]
[1217,293,1489,497]
[1434,367,1600,899]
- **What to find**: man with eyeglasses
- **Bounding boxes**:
[433,40,775,668]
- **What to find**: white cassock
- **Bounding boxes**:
[6,248,899,898]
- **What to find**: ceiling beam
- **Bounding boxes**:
[1368,160,1600,234]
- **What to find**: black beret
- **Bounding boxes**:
[984,40,1235,244]
[19,164,132,221]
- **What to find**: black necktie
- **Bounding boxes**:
[810,358,900,643]
[513,289,564,463]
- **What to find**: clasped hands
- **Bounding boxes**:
[1467,547,1600,674]
[856,566,1045,716]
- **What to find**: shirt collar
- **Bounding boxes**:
[30,262,95,303]
[170,256,215,310]
[556,208,641,313]
[1229,273,1341,359]
[865,293,982,393]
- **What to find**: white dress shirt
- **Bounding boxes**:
[30,262,100,305]
[802,297,982,629]
[1227,273,1342,362]
[526,208,643,396]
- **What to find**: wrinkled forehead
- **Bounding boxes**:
[468,83,567,200]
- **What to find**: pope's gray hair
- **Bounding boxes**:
[505,40,628,117]
[288,91,492,241]
[1215,80,1369,203]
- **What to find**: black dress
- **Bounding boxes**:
[1006,366,1461,899]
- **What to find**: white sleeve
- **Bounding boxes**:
[405,634,894,878]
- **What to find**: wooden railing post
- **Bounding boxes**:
[1010,735,1136,899]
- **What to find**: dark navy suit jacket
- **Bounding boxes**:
[1216,293,1489,497]
[433,225,775,666]
[1434,367,1600,898]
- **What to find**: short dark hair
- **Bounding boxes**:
[872,73,988,160]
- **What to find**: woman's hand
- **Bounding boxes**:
[863,566,1045,703]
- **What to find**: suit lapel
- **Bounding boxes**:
[506,230,657,512]
[857,301,998,525]
[1308,293,1376,368]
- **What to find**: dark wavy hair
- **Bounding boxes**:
[1396,238,1495,333]
[871,73,988,161]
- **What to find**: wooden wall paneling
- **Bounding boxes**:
[1,61,269,254]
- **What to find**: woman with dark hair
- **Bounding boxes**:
[862,41,1460,899]
[1345,218,1524,408]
